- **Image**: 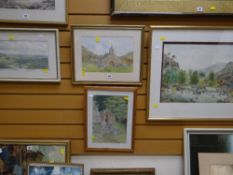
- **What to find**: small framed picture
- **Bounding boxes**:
[184,128,233,175]
[0,139,70,175]
[91,168,155,175]
[72,25,144,85]
[28,163,84,175]
[148,26,233,121]
[0,0,67,24]
[85,86,137,152]
[0,28,60,82]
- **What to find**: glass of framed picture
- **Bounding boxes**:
[91,168,155,175]
[0,0,67,24]
[111,0,233,15]
[28,163,84,175]
[0,28,60,82]
[0,139,70,175]
[71,25,144,85]
[148,26,233,121]
[85,86,137,152]
[184,128,233,175]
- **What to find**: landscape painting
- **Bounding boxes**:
[0,0,55,10]
[0,142,68,175]
[160,42,233,103]
[81,36,134,73]
[0,40,49,70]
[92,95,128,144]
[28,163,83,175]
[211,165,233,175]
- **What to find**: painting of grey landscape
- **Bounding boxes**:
[211,165,233,175]
[81,36,134,73]
[0,40,49,70]
[161,42,233,103]
[0,0,55,10]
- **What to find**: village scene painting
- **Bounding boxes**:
[161,43,233,103]
[92,95,129,144]
[0,40,49,71]
[0,144,66,175]
[29,164,82,175]
[0,0,55,10]
[81,36,134,73]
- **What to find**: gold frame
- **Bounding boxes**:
[91,168,155,175]
[111,0,233,15]
[71,25,144,86]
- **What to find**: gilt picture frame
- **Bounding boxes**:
[0,28,60,82]
[148,26,233,121]
[85,86,137,152]
[91,168,155,175]
[0,139,70,175]
[0,0,67,24]
[71,25,144,85]
[111,0,233,15]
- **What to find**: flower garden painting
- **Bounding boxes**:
[161,42,233,103]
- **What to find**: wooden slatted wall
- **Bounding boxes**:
[0,0,233,155]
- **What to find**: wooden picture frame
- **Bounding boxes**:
[0,0,67,24]
[85,86,137,152]
[91,168,155,175]
[71,25,144,85]
[0,28,60,82]
[148,26,233,121]
[111,0,233,16]
[28,163,84,175]
[0,139,70,175]
[184,128,233,175]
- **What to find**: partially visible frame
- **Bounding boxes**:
[0,0,67,24]
[198,153,233,175]
[0,139,70,175]
[28,162,84,175]
[0,28,60,82]
[72,25,144,85]
[85,86,137,152]
[184,128,233,175]
[111,0,233,15]
[91,168,155,175]
[148,26,233,121]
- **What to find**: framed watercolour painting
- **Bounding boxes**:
[184,128,233,175]
[0,139,70,175]
[28,163,84,175]
[91,168,155,175]
[148,26,233,121]
[111,0,233,15]
[72,25,144,85]
[0,28,60,82]
[0,0,67,24]
[85,86,137,152]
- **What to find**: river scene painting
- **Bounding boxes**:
[161,42,233,103]
[0,0,55,10]
[81,36,134,73]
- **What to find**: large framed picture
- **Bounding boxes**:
[111,0,233,15]
[72,25,144,85]
[184,128,233,175]
[148,26,233,121]
[91,168,155,175]
[0,139,70,175]
[85,86,137,152]
[0,28,60,82]
[0,0,67,24]
[28,163,84,175]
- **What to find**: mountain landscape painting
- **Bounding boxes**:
[81,36,134,73]
[0,0,55,10]
[0,40,49,70]
[161,42,233,103]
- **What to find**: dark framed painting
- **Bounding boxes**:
[148,26,233,121]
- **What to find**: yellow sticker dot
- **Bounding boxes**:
[8,34,15,40]
[95,36,100,43]
[82,69,86,77]
[92,135,96,141]
[160,36,166,41]
[42,68,48,73]
[153,104,158,108]
[210,6,216,11]
[124,96,128,101]
[60,148,65,155]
